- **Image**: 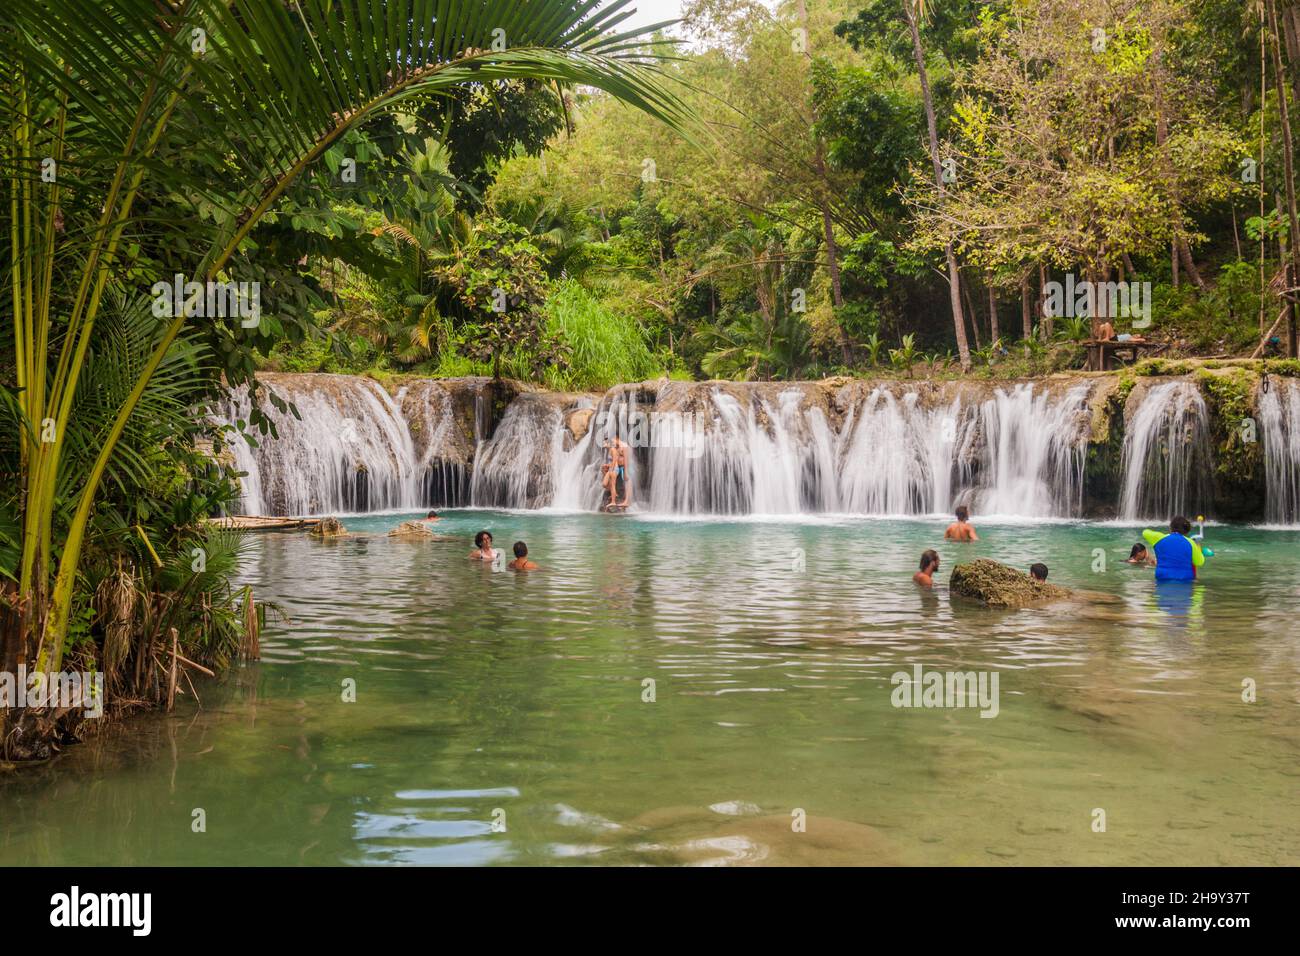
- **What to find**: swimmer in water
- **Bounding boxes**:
[1029,562,1048,582]
[944,506,978,542]
[468,530,498,561]
[423,510,440,523]
[1142,515,1205,582]
[507,541,539,571]
[914,549,940,588]
[1125,542,1152,566]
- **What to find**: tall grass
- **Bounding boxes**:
[541,280,664,391]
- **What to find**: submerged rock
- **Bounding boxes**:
[949,558,1071,608]
[385,520,454,540]
[386,520,433,537]
[309,516,347,538]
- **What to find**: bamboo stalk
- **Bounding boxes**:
[166,628,178,713]
[174,653,215,679]
[241,586,261,663]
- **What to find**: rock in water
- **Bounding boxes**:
[385,521,454,539]
[309,516,347,538]
[949,558,1071,608]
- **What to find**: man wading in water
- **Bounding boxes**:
[945,505,979,542]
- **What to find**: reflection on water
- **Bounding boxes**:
[2,512,1298,866]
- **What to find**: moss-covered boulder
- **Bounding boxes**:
[309,516,347,538]
[386,520,434,537]
[950,559,1072,608]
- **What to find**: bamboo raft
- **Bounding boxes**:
[204,515,322,532]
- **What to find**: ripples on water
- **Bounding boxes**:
[2,511,1298,866]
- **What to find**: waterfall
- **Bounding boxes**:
[836,383,1089,517]
[634,383,837,515]
[1260,377,1300,525]
[469,393,569,509]
[548,389,638,512]
[546,380,1087,518]
[966,383,1090,517]
[214,372,1300,522]
[215,374,469,515]
[1118,380,1211,522]
[838,388,957,515]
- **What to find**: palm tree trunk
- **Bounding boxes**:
[904,0,970,371]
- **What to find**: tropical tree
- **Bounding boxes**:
[1,1,689,699]
[901,0,972,371]
[431,217,567,379]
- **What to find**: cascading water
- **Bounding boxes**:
[549,387,645,512]
[837,388,957,515]
[216,374,469,515]
[547,380,1089,518]
[1260,377,1300,525]
[469,392,569,509]
[1118,380,1212,522]
[636,383,839,515]
[966,383,1091,517]
[215,372,1300,523]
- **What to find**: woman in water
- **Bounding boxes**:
[468,530,499,561]
[1125,543,1153,566]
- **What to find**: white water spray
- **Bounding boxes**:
[1118,380,1211,522]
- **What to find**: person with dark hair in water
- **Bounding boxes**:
[423,510,440,523]
[1126,542,1152,566]
[508,541,539,571]
[1142,515,1205,582]
[944,505,978,542]
[914,550,940,588]
[468,530,499,562]
[1029,563,1049,582]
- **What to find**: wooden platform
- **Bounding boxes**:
[1085,339,1166,371]
[204,516,321,532]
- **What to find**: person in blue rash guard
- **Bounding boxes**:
[1141,515,1206,582]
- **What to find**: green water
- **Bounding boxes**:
[2,511,1298,866]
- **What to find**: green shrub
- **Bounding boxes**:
[541,279,664,391]
[1150,263,1263,354]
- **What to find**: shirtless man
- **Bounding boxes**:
[914,550,940,588]
[944,506,978,542]
[602,435,631,508]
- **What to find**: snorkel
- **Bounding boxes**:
[1192,515,1215,558]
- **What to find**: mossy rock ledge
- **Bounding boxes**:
[949,559,1072,608]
